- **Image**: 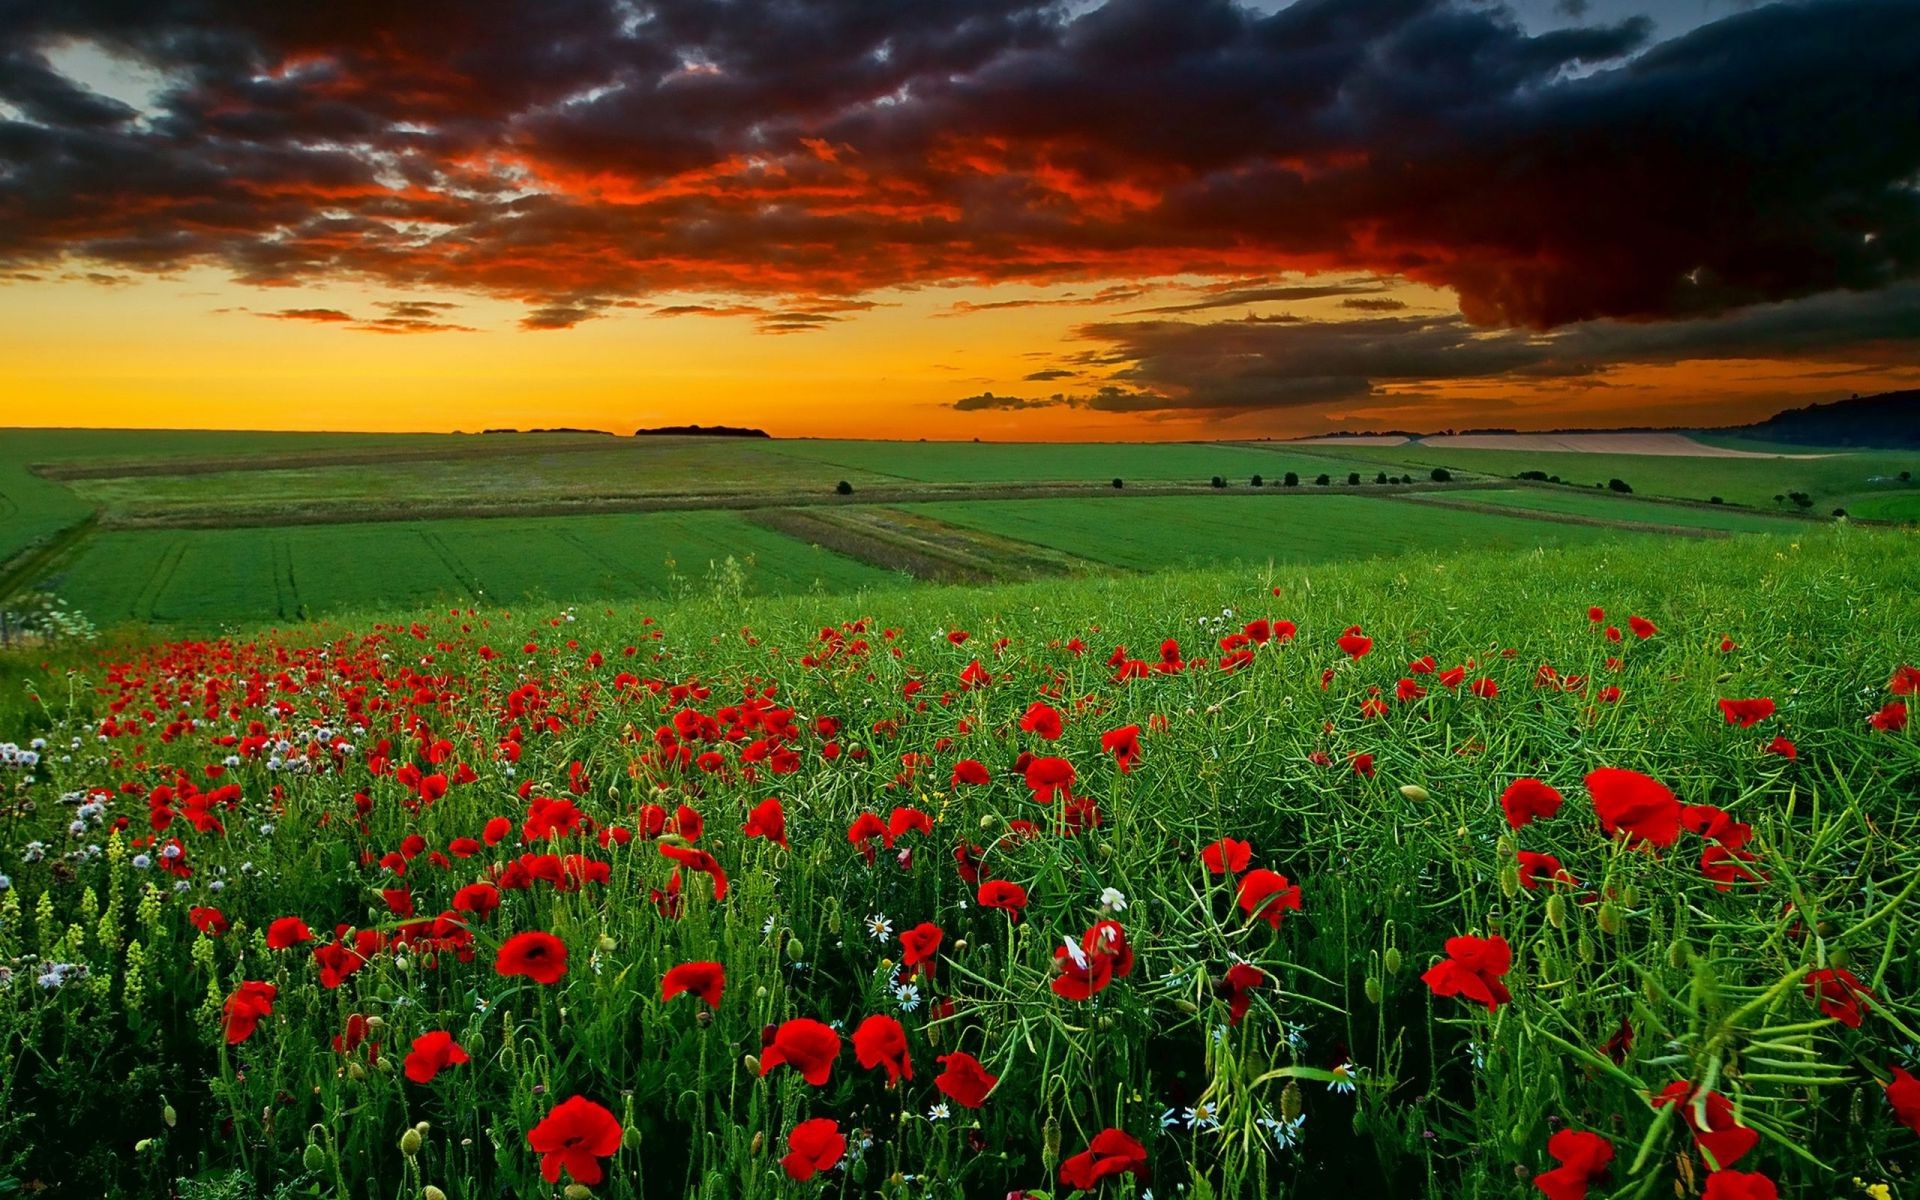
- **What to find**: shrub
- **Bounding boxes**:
[1709,496,1724,504]
[1374,471,1389,484]
[1283,472,1300,487]
[1429,467,1451,482]
[1347,472,1361,486]
[1315,473,1331,486]
[835,480,854,495]
[1210,475,1227,489]
[1608,478,1633,494]
[1250,474,1264,487]
[1112,478,1124,489]
[1517,470,1549,481]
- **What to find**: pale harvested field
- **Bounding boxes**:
[1420,432,1828,457]
[1287,434,1412,446]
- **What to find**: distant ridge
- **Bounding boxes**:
[481,427,615,435]
[633,424,771,438]
[1719,391,1920,449]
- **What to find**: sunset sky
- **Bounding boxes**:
[3,0,1917,440]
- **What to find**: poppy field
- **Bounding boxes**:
[2,527,1919,1199]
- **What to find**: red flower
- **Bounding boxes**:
[1587,606,1605,622]
[659,844,728,900]
[222,980,276,1044]
[1699,845,1766,891]
[1869,700,1909,732]
[526,1096,622,1185]
[190,906,228,936]
[1701,1171,1777,1200]
[1717,698,1775,727]
[453,881,501,916]
[1892,664,1920,695]
[1533,1128,1613,1200]
[900,922,943,972]
[496,930,569,985]
[1651,1083,1757,1168]
[1586,767,1681,848]
[934,1052,999,1108]
[1336,628,1373,659]
[1220,963,1266,1026]
[1052,920,1133,1000]
[1469,677,1499,699]
[1628,615,1657,639]
[760,1018,841,1086]
[403,1031,469,1083]
[1202,837,1253,876]
[1763,735,1797,760]
[848,811,891,862]
[742,798,788,850]
[853,1013,913,1084]
[1020,702,1064,741]
[780,1117,846,1182]
[1059,1128,1148,1191]
[978,880,1029,918]
[662,961,725,1008]
[1101,723,1144,772]
[1885,1064,1920,1134]
[265,916,313,949]
[1236,869,1302,929]
[1421,934,1512,1012]
[1024,755,1076,803]
[1500,779,1564,830]
[951,758,991,786]
[1805,966,1875,1027]
[1516,850,1575,890]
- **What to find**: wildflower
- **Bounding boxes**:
[662,961,725,1008]
[1885,1065,1920,1134]
[934,1052,999,1108]
[852,1013,912,1084]
[1184,1102,1220,1131]
[1717,698,1776,727]
[760,1018,842,1086]
[741,798,788,850]
[223,981,277,1044]
[1700,1171,1777,1200]
[403,1031,469,1084]
[1500,779,1564,830]
[866,913,894,941]
[978,880,1029,919]
[781,1118,846,1182]
[495,931,569,985]
[1805,966,1875,1028]
[266,916,314,949]
[927,1102,951,1121]
[1202,837,1253,876]
[1326,1060,1362,1094]
[1258,1113,1307,1149]
[1099,887,1128,911]
[1219,963,1266,1026]
[526,1096,622,1186]
[1237,869,1302,929]
[1533,1129,1612,1200]
[1586,767,1681,848]
[1059,1128,1148,1192]
[1421,934,1512,1012]
[1650,1083,1757,1168]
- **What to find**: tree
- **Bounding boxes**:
[1429,467,1451,483]
[1315,473,1331,486]
[1709,496,1724,504]
[1901,470,1912,482]
[1250,474,1264,487]
[1210,475,1227,488]
[1374,471,1389,484]
[835,480,853,495]
[1283,472,1300,487]
[1112,477,1124,489]
[1346,472,1361,485]
[1608,478,1633,494]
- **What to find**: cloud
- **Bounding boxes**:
[252,302,472,333]
[1341,297,1408,312]
[259,307,354,323]
[1022,367,1077,381]
[1124,283,1386,315]
[0,0,1914,354]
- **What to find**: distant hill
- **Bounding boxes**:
[633,424,771,438]
[481,427,615,435]
[1721,391,1920,449]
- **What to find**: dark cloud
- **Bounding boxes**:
[1125,283,1385,315]
[253,303,472,332]
[1023,367,1077,380]
[260,307,354,323]
[0,0,1915,346]
[1342,297,1408,312]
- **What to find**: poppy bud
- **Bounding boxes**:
[1816,919,1838,938]
[163,1104,177,1128]
[1597,901,1622,936]
[1281,1081,1304,1121]
[136,1138,154,1152]
[1098,1015,1114,1030]
[1364,976,1383,1004]
[375,1056,393,1073]
[827,908,842,935]
[598,935,617,952]
[1545,893,1567,930]
[365,1015,387,1032]
[1043,1116,1061,1165]
[1577,932,1596,963]
[786,938,805,960]
[891,1172,907,1186]
[347,1063,367,1081]
[565,1187,592,1200]
[1497,863,1518,897]
[743,1055,761,1074]
[424,1188,448,1200]
[1850,1086,1866,1127]
[953,939,967,953]
[754,986,769,1000]
[399,1129,422,1156]
[1383,946,1402,974]
[1667,939,1690,969]
[879,957,895,972]
[1175,999,1200,1014]
[302,1144,327,1172]
[415,1122,430,1136]
[1399,784,1430,803]
[623,1125,641,1151]
[928,1022,941,1048]
[394,956,410,972]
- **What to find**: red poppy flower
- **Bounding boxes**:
[1763,735,1797,759]
[403,1031,469,1083]
[1202,837,1253,876]
[1717,698,1775,727]
[222,980,276,1044]
[1805,966,1875,1027]
[1533,1128,1613,1200]
[741,798,788,850]
[1100,724,1144,772]
[1699,845,1766,890]
[190,906,228,937]
[527,1096,622,1185]
[1236,869,1302,929]
[1024,756,1076,803]
[1220,963,1266,1026]
[1020,702,1064,741]
[1469,677,1499,699]
[1892,664,1920,695]
[1052,920,1133,1000]
[1628,615,1657,639]
[1337,628,1373,659]
[1869,700,1909,732]
[900,922,943,972]
[978,880,1029,918]
[659,844,729,900]
[1651,1083,1757,1168]
[1516,851,1575,890]
[1500,779,1564,830]
[662,961,725,1008]
[852,1013,912,1084]
[951,758,991,786]
[760,1018,842,1086]
[265,916,313,949]
[1886,1064,1920,1134]
[496,930,569,985]
[1350,752,1375,778]
[1421,934,1512,1012]
[1059,1128,1148,1191]
[1586,767,1681,849]
[1587,606,1605,622]
[1700,1171,1777,1200]
[453,882,501,916]
[888,806,932,841]
[934,1052,999,1108]
[780,1117,847,1182]
[1680,804,1752,848]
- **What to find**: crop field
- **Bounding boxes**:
[1409,489,1815,534]
[1,528,1917,1200]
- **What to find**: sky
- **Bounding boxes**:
[2,0,1917,440]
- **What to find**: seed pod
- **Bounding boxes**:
[1597,901,1622,936]
[786,938,805,960]
[1364,976,1383,1005]
[1175,999,1200,1014]
[1498,863,1519,898]
[623,1125,642,1151]
[1667,939,1691,970]
[1043,1116,1061,1165]
[424,1188,448,1200]
[1399,784,1430,804]
[744,1055,762,1075]
[1281,1081,1304,1122]
[1384,946,1403,974]
[399,1129,422,1156]
[1577,932,1596,964]
[1545,893,1567,931]
[565,1186,592,1200]
[598,935,617,952]
[163,1104,177,1128]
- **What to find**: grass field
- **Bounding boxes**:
[1,527,1916,1199]
[1410,488,1816,533]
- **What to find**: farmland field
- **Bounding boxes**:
[1,527,1917,1200]
[1409,488,1815,534]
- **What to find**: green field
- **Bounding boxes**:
[1411,487,1815,533]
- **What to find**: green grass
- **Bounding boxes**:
[911,493,1645,570]
[1413,487,1813,532]
[1,528,1916,1199]
[36,510,899,625]
[753,439,1375,485]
